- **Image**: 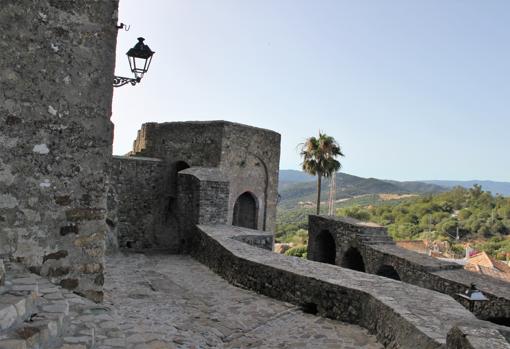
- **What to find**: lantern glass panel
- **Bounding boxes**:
[126,37,155,79]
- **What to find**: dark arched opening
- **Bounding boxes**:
[170,160,190,196]
[233,192,258,229]
[341,247,366,272]
[175,161,190,173]
[376,265,401,281]
[314,230,336,264]
[167,161,190,221]
[487,317,510,327]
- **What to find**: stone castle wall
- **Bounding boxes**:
[178,168,230,252]
[220,122,280,232]
[130,121,280,232]
[109,121,280,251]
[191,223,508,349]
[131,121,225,168]
[0,0,118,301]
[109,156,170,250]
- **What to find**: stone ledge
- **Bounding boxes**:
[192,224,505,349]
[112,155,162,162]
[447,324,510,349]
[179,167,228,182]
[371,244,461,271]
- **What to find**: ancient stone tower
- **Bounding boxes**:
[109,121,281,252]
[0,0,119,302]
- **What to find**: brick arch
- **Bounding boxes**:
[340,247,366,272]
[314,230,336,264]
[233,191,258,229]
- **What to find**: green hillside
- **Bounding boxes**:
[276,185,510,260]
[278,170,444,209]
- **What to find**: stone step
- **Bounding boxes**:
[0,261,126,349]
[0,315,65,349]
[0,290,37,332]
[0,263,68,349]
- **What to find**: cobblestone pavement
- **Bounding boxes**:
[104,253,383,349]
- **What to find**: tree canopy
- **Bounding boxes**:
[300,133,344,214]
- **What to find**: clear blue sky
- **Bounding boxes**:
[112,0,510,182]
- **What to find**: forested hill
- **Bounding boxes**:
[278,170,445,208]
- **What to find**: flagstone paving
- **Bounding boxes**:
[104,253,383,349]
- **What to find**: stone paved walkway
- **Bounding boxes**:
[104,253,383,349]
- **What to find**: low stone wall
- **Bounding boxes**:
[430,268,510,322]
[447,324,510,349]
[308,215,510,322]
[191,224,497,349]
[231,233,273,251]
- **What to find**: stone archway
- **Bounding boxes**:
[233,192,258,229]
[376,265,401,281]
[341,247,366,272]
[314,230,336,264]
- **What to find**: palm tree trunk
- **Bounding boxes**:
[316,174,322,215]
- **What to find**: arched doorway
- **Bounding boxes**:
[314,230,336,264]
[376,265,401,281]
[341,247,366,272]
[233,192,258,229]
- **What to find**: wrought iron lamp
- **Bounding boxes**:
[114,37,155,87]
[457,283,488,312]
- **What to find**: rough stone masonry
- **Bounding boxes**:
[0,0,119,302]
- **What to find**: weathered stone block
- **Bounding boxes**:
[60,278,79,290]
[42,250,68,263]
[65,208,104,222]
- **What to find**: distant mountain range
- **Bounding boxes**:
[278,170,510,208]
[422,180,510,196]
[278,170,445,208]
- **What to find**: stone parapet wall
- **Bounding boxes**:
[232,233,273,251]
[0,0,118,302]
[447,325,510,349]
[430,269,510,322]
[308,215,510,322]
[131,122,225,167]
[190,224,501,349]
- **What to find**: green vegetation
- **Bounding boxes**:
[284,246,308,258]
[300,133,344,214]
[276,185,510,260]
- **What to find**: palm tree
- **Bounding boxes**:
[300,133,344,215]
